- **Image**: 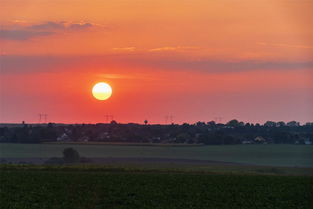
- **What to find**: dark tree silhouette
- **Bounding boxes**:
[63,148,80,163]
[226,119,240,127]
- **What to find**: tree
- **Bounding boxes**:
[264,121,276,127]
[287,121,300,127]
[110,120,118,125]
[277,121,286,127]
[196,121,206,127]
[245,123,251,127]
[226,119,239,127]
[176,133,191,143]
[207,121,216,127]
[63,148,80,163]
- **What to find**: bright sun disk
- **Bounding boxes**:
[92,82,112,100]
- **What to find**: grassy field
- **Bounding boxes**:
[1,166,313,209]
[1,143,313,167]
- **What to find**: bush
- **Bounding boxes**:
[63,147,80,163]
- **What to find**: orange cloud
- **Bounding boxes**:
[113,47,136,52]
[149,46,200,52]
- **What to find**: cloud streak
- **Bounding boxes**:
[113,47,136,52]
[28,21,66,30]
[27,21,94,31]
[0,21,94,41]
[68,23,93,30]
[258,42,313,49]
[149,46,200,52]
[0,30,54,40]
[1,54,312,75]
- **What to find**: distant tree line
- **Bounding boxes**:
[0,120,313,145]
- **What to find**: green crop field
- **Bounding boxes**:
[1,143,313,167]
[1,167,313,209]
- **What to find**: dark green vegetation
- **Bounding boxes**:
[1,166,313,209]
[1,120,313,145]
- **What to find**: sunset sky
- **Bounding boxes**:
[0,0,312,124]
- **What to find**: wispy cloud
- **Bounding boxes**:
[28,21,66,30]
[1,54,312,75]
[113,47,136,52]
[0,30,54,41]
[0,21,94,41]
[258,42,313,49]
[149,46,200,52]
[12,20,28,23]
[96,73,147,80]
[28,21,94,31]
[68,23,93,30]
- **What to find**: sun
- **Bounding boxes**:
[92,82,112,100]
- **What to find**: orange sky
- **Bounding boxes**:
[0,0,312,124]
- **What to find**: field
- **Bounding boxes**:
[1,167,313,209]
[1,143,313,167]
[1,144,313,208]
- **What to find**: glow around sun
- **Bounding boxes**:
[92,82,112,100]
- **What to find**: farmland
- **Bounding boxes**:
[1,167,313,209]
[1,143,313,167]
[1,143,313,208]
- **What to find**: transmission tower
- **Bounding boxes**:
[165,115,174,124]
[104,114,114,123]
[38,113,48,124]
[214,116,223,123]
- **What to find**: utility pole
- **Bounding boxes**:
[43,114,47,123]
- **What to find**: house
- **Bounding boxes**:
[96,132,110,140]
[242,140,253,144]
[78,136,89,142]
[57,133,69,141]
[254,136,266,143]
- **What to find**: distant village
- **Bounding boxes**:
[0,120,312,145]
